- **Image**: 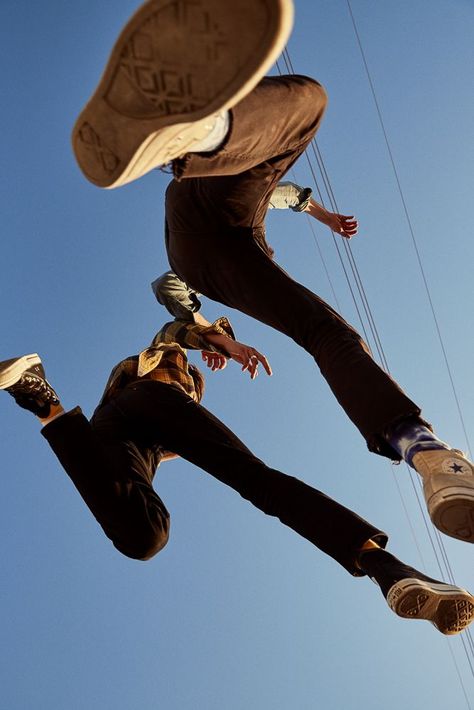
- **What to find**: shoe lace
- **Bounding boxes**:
[10,373,57,404]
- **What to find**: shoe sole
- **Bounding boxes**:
[387,578,474,635]
[72,0,294,188]
[0,354,41,389]
[428,487,474,543]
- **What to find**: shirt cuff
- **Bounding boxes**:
[198,317,236,355]
[290,186,313,212]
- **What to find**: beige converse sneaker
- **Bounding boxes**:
[359,549,474,635]
[72,0,294,188]
[412,449,474,543]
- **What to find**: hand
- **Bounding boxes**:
[321,212,358,239]
[201,351,228,371]
[225,341,272,380]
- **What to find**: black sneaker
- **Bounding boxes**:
[0,354,59,418]
[359,549,474,635]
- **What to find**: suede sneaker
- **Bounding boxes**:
[72,0,294,188]
[412,449,474,543]
[359,549,474,636]
[0,354,59,418]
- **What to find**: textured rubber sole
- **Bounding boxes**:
[72,0,294,188]
[0,354,41,389]
[387,578,474,635]
[428,487,474,543]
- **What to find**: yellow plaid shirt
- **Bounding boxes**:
[97,317,235,408]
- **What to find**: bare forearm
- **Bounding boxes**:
[304,199,359,238]
[204,331,232,354]
[304,198,330,221]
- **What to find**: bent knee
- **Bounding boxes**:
[288,75,328,112]
[114,523,170,562]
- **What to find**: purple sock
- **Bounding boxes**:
[387,420,449,468]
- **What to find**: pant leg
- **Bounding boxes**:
[113,380,388,576]
[168,75,326,233]
[165,75,424,459]
[173,75,327,181]
[167,225,422,459]
[41,405,170,560]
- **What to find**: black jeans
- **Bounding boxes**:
[165,75,424,460]
[42,380,387,572]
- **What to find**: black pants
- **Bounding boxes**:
[166,75,424,460]
[42,380,387,572]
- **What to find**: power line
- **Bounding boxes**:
[276,8,474,692]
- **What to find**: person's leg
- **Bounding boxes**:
[0,354,169,560]
[167,220,420,458]
[171,73,327,182]
[113,379,387,576]
[43,404,170,560]
[71,0,295,188]
[114,380,474,635]
[164,74,474,542]
[167,211,474,542]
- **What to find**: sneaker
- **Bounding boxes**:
[359,549,474,635]
[0,354,59,418]
[72,0,294,188]
[412,449,474,543]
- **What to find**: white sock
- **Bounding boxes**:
[191,111,230,153]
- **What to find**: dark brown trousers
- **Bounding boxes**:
[42,381,387,572]
[165,75,423,460]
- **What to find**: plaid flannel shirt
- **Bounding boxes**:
[96,317,235,408]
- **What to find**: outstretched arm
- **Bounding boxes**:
[304,198,358,239]
[269,181,358,239]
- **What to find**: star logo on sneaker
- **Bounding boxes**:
[441,457,471,476]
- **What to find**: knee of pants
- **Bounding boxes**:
[288,75,328,117]
[114,520,170,562]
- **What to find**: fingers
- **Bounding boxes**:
[337,215,358,239]
[242,350,273,380]
[254,351,272,377]
[201,351,227,371]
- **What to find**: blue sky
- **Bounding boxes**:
[1,1,473,708]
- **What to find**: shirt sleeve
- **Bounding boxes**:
[151,317,236,354]
[268,181,313,212]
[151,270,202,320]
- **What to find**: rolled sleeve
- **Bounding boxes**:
[268,181,312,212]
[151,318,236,354]
[152,270,201,321]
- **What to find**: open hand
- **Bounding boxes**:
[322,212,358,239]
[225,341,272,380]
[201,351,228,371]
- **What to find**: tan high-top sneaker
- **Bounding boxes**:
[359,549,474,635]
[72,0,294,189]
[412,448,474,543]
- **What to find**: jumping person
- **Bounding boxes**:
[1,318,473,636]
[71,0,474,543]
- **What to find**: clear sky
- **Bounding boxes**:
[1,1,473,708]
